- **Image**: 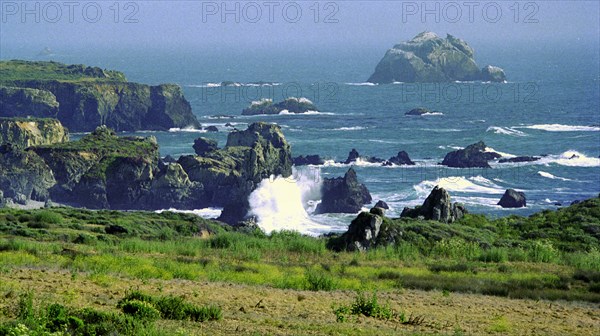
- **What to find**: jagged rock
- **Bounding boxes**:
[374,200,389,209]
[242,97,317,115]
[0,143,55,203]
[145,163,203,209]
[0,86,59,118]
[344,149,360,164]
[480,65,507,82]
[499,156,540,163]
[315,168,372,214]
[1,117,68,148]
[336,211,384,252]
[387,151,415,165]
[368,32,506,83]
[498,189,526,208]
[193,137,218,155]
[369,207,385,216]
[293,155,324,166]
[401,186,466,223]
[441,141,501,168]
[205,126,219,132]
[0,60,200,132]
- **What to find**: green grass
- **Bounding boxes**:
[0,60,127,83]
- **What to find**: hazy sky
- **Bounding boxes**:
[1,1,599,54]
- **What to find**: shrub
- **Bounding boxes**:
[305,269,336,291]
[120,299,160,321]
[186,305,222,322]
[33,211,63,224]
[334,291,395,322]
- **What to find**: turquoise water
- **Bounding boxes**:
[4,44,599,233]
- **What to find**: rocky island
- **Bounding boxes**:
[241,97,317,115]
[368,32,506,84]
[0,60,201,132]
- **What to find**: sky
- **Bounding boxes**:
[0,1,599,56]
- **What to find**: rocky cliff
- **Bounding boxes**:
[0,117,68,148]
[368,32,506,83]
[0,60,200,132]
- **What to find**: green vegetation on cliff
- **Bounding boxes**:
[0,60,127,83]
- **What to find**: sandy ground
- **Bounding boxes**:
[2,268,599,335]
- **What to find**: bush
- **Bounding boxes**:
[120,299,160,321]
[33,211,63,224]
[305,269,336,291]
[334,291,395,322]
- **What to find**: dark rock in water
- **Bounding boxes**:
[480,65,507,82]
[315,167,372,214]
[388,151,415,165]
[401,186,466,223]
[162,155,177,163]
[405,107,432,116]
[242,97,317,115]
[374,200,389,209]
[0,60,200,132]
[225,122,234,127]
[205,126,219,132]
[368,32,506,84]
[441,141,500,168]
[499,156,540,163]
[293,155,324,166]
[193,137,218,155]
[333,211,383,251]
[497,189,526,208]
[344,148,360,164]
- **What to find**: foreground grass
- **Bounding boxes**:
[0,201,599,334]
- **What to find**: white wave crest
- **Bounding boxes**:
[485,147,516,158]
[486,126,528,137]
[344,82,378,86]
[414,176,506,196]
[519,124,600,132]
[538,171,572,181]
[248,172,328,236]
[168,127,206,133]
[331,126,367,131]
[540,150,600,167]
[278,110,333,115]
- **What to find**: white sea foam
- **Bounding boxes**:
[331,126,367,131]
[322,158,382,168]
[248,171,328,235]
[538,171,573,181]
[155,207,222,218]
[485,147,516,158]
[414,176,506,196]
[519,124,600,132]
[420,112,444,116]
[486,126,528,137]
[277,110,333,115]
[540,150,600,167]
[168,127,206,133]
[345,82,378,86]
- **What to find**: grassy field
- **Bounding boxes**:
[0,199,599,335]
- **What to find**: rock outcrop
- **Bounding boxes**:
[374,200,389,209]
[193,137,218,156]
[367,32,506,84]
[498,156,540,163]
[405,107,433,116]
[0,118,68,148]
[498,189,526,208]
[293,155,325,166]
[315,168,372,214]
[179,122,293,223]
[343,148,384,165]
[241,97,317,115]
[0,60,201,132]
[441,141,501,168]
[401,186,466,223]
[333,209,384,251]
[387,151,415,165]
[0,86,59,118]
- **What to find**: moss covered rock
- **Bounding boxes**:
[0,117,68,148]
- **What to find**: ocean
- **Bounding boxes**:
[3,42,599,235]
